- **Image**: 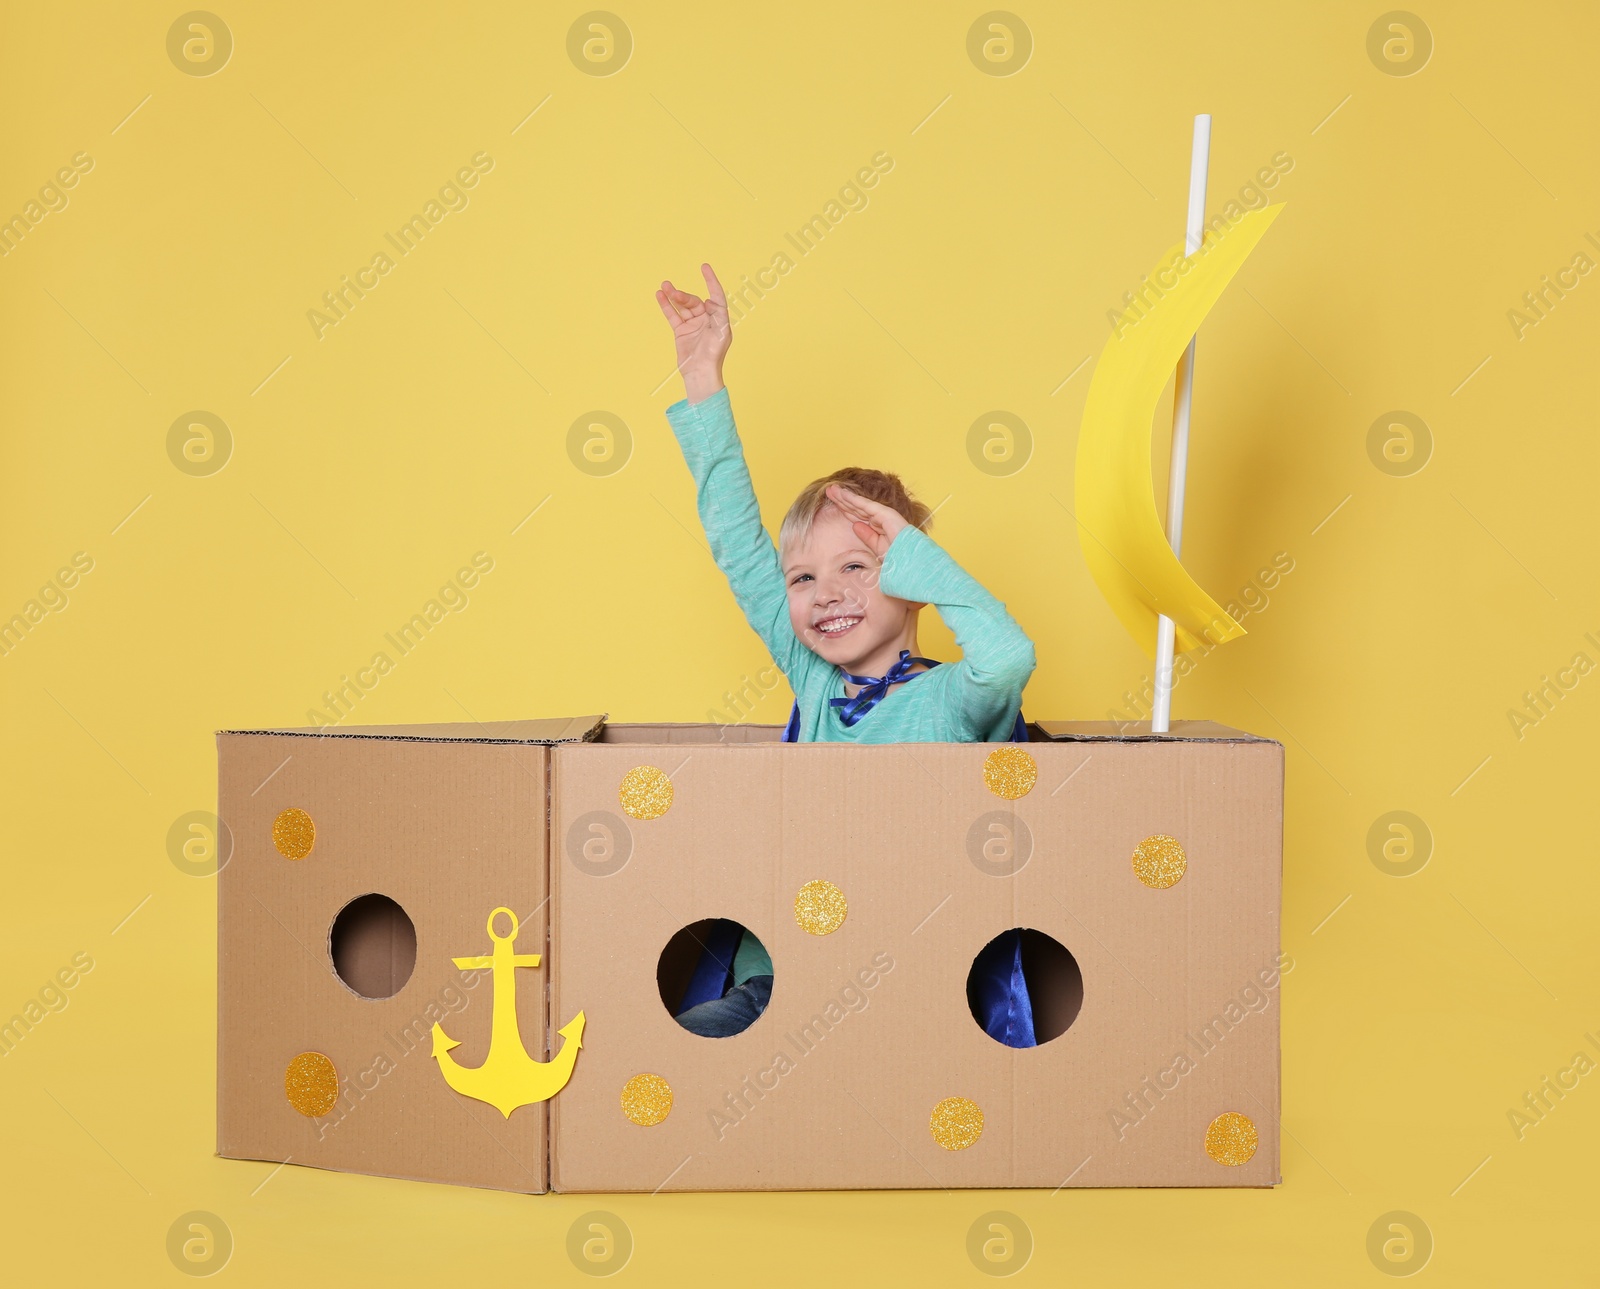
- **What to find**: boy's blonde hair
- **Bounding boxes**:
[778,467,931,557]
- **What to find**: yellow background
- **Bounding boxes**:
[2,0,1596,1282]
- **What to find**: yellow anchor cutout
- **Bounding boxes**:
[431,906,586,1117]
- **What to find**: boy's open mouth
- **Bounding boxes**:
[814,614,862,638]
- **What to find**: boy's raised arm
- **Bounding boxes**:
[656,265,814,683]
[663,389,812,679]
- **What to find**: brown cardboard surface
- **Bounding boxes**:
[216,732,553,1193]
[549,733,1284,1191]
[216,716,1285,1194]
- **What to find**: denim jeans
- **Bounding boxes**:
[674,975,774,1037]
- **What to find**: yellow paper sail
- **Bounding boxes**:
[1075,203,1284,657]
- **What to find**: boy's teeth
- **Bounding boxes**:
[819,617,860,634]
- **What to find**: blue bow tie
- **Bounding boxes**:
[829,649,940,727]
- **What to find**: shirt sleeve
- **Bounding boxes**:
[878,524,1037,734]
[732,929,774,983]
[663,386,819,687]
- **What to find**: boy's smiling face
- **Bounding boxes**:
[782,505,919,676]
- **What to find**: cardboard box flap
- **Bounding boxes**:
[215,714,605,744]
[217,731,554,1193]
[1033,719,1276,743]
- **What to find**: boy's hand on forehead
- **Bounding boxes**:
[825,484,908,561]
[655,263,731,400]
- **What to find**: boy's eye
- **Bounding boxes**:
[789,573,812,586]
[843,562,865,573]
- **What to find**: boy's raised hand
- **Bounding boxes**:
[825,484,908,561]
[655,263,730,401]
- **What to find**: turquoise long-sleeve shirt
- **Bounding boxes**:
[664,386,1037,743]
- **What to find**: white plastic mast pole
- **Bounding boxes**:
[1151,114,1211,734]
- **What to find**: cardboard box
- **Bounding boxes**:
[217,718,1283,1193]
[549,721,1283,1190]
[215,716,601,1193]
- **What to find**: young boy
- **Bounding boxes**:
[655,263,1037,745]
[653,264,1038,1040]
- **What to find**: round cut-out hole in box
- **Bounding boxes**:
[656,918,772,1038]
[329,893,417,1000]
[966,927,1083,1048]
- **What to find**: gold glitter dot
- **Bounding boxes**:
[982,747,1037,800]
[284,1051,339,1117]
[794,879,847,935]
[619,766,673,820]
[1132,834,1187,888]
[929,1096,984,1150]
[272,808,316,860]
[1204,1111,1258,1165]
[621,1073,673,1126]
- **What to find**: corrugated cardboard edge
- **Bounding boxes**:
[215,751,224,1177]
[213,714,606,744]
[1270,736,1287,1185]
[1033,719,1277,744]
